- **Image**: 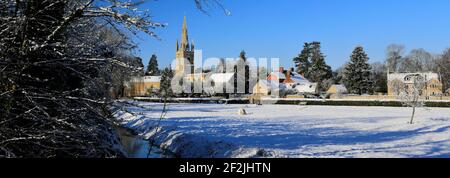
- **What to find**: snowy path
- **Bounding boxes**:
[112,101,450,158]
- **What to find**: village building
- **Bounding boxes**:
[387,72,443,97]
[253,80,287,96]
[124,76,161,97]
[175,16,195,77]
[253,67,317,97]
[169,17,252,97]
[124,16,194,97]
[266,67,317,94]
[327,84,348,95]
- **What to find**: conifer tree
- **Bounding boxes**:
[146,54,160,76]
[293,43,311,78]
[343,46,374,95]
[308,42,333,92]
[240,50,247,61]
[160,66,174,97]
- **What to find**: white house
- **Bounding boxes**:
[257,67,318,96]
[289,72,318,94]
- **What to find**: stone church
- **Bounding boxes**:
[174,17,253,96]
[125,16,255,97]
[175,16,195,76]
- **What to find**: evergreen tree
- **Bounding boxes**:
[293,43,311,78]
[333,66,346,85]
[146,54,160,76]
[343,46,374,95]
[308,42,333,92]
[240,50,247,61]
[160,66,174,97]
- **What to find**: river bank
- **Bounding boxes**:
[116,127,174,158]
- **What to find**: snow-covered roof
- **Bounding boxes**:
[130,76,161,83]
[270,72,286,79]
[388,72,439,83]
[295,83,317,93]
[142,76,161,83]
[290,72,310,84]
[210,73,235,83]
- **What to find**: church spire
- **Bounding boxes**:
[181,16,189,50]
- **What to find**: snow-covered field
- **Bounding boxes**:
[112,101,450,158]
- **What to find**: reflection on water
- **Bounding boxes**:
[116,128,168,158]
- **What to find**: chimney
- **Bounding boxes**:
[285,68,292,83]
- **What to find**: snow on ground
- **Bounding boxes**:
[112,101,450,158]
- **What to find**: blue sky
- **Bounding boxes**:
[134,0,450,70]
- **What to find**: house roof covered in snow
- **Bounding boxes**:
[290,72,310,84]
[269,72,286,80]
[388,72,439,83]
[142,76,161,83]
[129,76,161,83]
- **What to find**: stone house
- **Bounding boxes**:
[327,84,348,95]
[124,76,161,97]
[387,72,443,97]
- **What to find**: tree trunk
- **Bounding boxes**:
[410,95,417,124]
[410,106,416,124]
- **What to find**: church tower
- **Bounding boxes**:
[175,16,195,75]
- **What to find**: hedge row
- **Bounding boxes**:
[133,98,251,104]
[134,97,450,107]
[268,100,450,108]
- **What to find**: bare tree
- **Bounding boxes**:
[0,0,228,158]
[195,0,231,15]
[0,0,164,158]
[437,49,450,91]
[386,44,405,73]
[400,49,436,73]
[396,75,427,124]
